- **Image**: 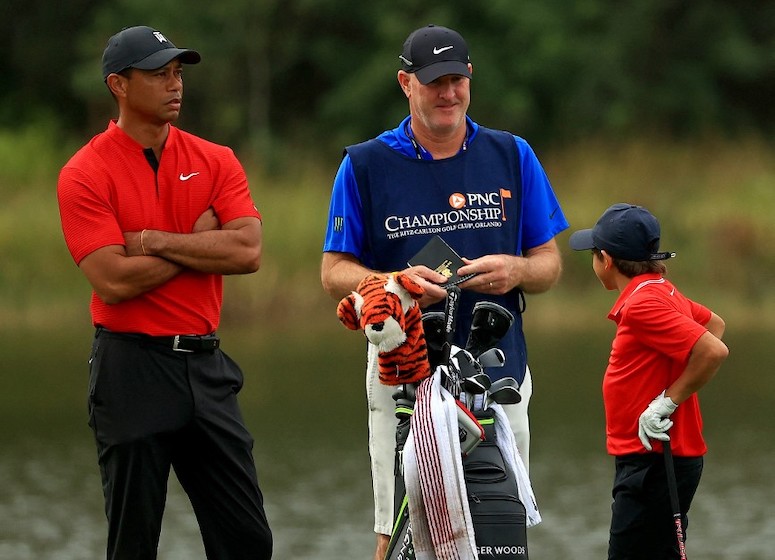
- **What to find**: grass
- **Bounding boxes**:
[2,126,773,333]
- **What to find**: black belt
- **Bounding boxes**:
[165,334,220,353]
[98,329,220,353]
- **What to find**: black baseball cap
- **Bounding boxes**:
[102,26,201,80]
[399,24,471,85]
[569,203,676,261]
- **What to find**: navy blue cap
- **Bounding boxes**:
[399,25,471,85]
[569,203,675,261]
[102,26,200,80]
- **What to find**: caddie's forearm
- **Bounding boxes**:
[321,251,375,300]
[515,245,563,294]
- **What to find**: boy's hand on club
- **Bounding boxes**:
[638,391,678,451]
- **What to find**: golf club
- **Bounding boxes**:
[456,399,485,455]
[452,348,493,409]
[421,311,446,371]
[465,301,514,358]
[490,385,521,404]
[463,372,491,395]
[477,347,506,369]
[453,348,481,378]
[468,349,503,409]
[462,372,491,409]
[489,376,519,392]
[663,436,688,559]
[441,285,462,394]
[485,376,521,408]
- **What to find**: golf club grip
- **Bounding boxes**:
[441,285,461,364]
[663,437,688,559]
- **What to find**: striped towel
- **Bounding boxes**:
[403,366,478,560]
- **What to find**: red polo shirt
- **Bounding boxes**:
[603,273,712,457]
[58,121,261,336]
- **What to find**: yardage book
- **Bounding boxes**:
[408,235,477,287]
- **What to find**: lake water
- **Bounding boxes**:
[1,323,772,559]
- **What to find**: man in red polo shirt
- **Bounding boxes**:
[570,203,728,559]
[57,26,272,559]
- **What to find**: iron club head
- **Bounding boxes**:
[485,376,522,407]
[463,372,491,395]
[477,347,506,368]
[453,348,482,377]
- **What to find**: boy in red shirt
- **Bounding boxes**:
[570,203,728,559]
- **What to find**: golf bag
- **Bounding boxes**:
[384,295,528,560]
[384,390,528,560]
[463,410,528,560]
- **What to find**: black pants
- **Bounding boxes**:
[608,453,703,560]
[88,329,272,560]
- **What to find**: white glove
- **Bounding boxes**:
[638,391,678,451]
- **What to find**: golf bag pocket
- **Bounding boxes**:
[463,442,509,483]
[468,489,527,560]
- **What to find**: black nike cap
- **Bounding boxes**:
[399,25,471,85]
[102,26,200,81]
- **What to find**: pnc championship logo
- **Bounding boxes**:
[384,188,513,239]
[448,190,510,214]
[449,193,466,209]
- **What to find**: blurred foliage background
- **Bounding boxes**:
[0,0,773,332]
[4,0,774,156]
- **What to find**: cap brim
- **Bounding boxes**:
[414,61,471,85]
[132,48,201,71]
[569,229,595,251]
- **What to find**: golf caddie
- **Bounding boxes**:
[320,24,568,559]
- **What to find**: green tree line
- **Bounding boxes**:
[2,0,773,158]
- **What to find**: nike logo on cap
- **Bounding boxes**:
[433,46,454,55]
[179,172,200,181]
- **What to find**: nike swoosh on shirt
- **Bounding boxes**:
[433,46,454,55]
[179,172,200,181]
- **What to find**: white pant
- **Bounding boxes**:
[366,343,533,535]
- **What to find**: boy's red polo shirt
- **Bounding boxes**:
[604,273,712,456]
